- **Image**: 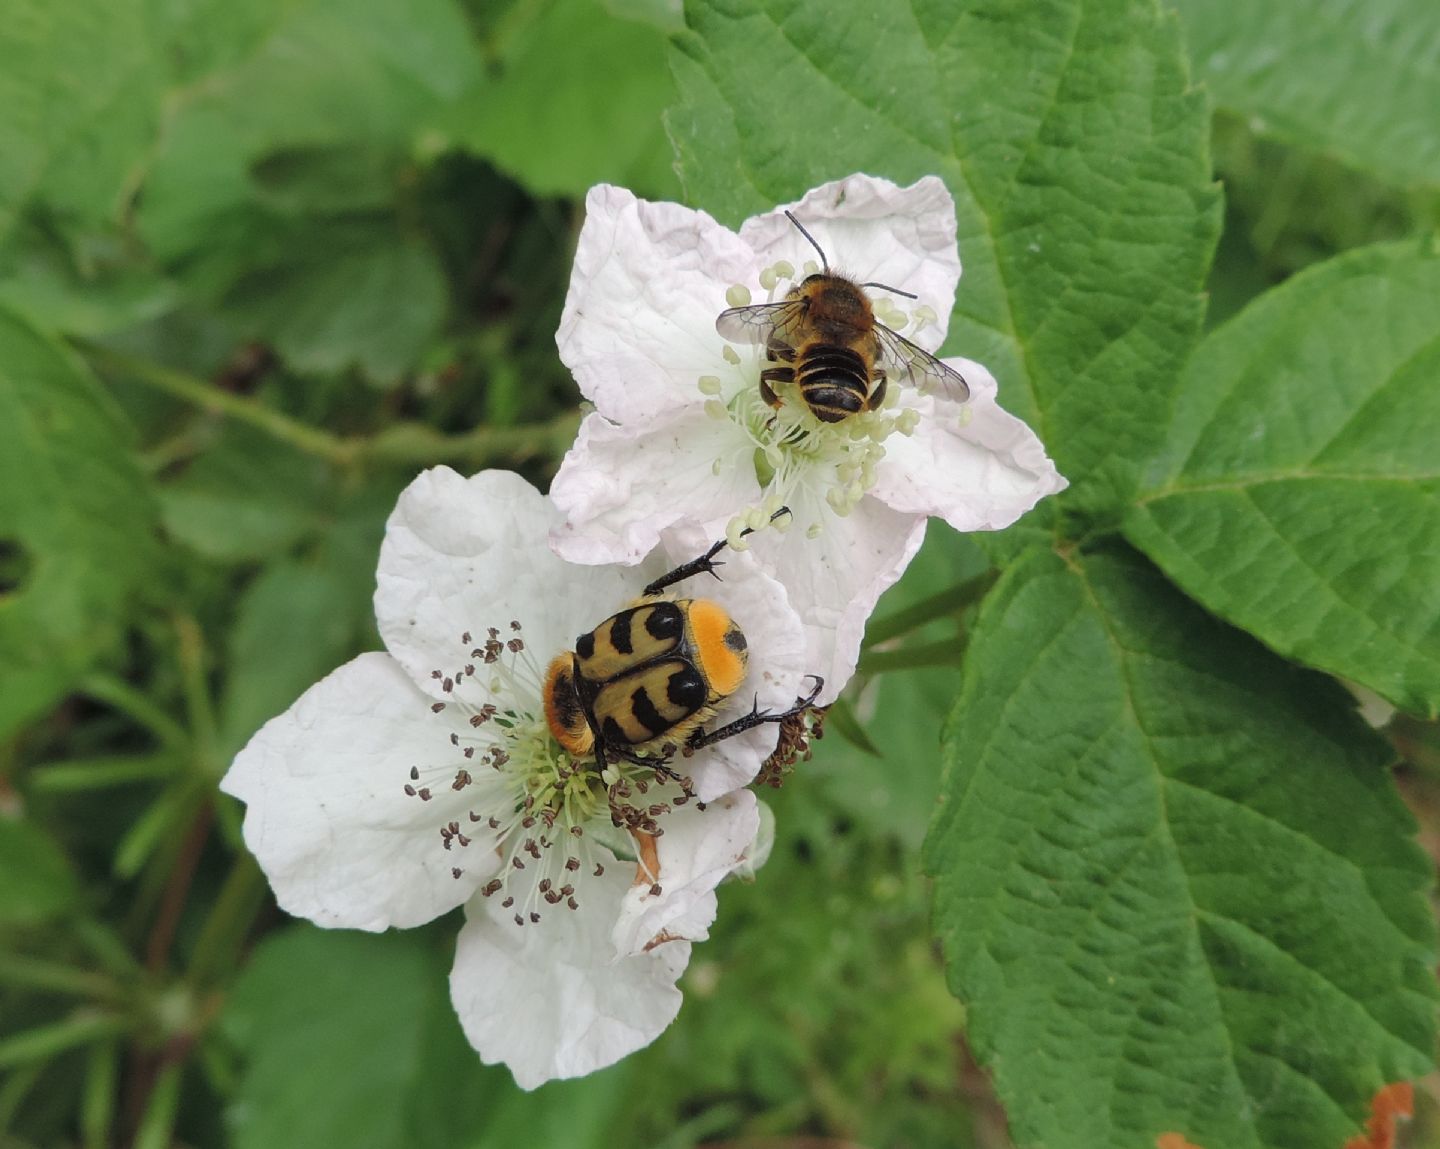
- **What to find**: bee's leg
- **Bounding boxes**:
[683,675,825,751]
[759,366,794,408]
[641,506,792,596]
[866,369,888,411]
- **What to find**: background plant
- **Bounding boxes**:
[2,1,1438,1147]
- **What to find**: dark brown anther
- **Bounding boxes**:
[463,747,475,759]
[501,896,514,908]
[481,879,502,897]
[559,885,574,897]
[449,733,459,747]
[453,770,472,789]
[462,631,472,644]
[544,890,561,904]
[510,620,521,631]
[565,858,580,872]
[470,714,486,728]
[567,896,579,910]
[515,913,524,926]
[465,663,476,676]
[452,867,463,879]
[409,766,420,780]
[418,788,432,801]
[403,784,416,797]
[521,815,536,829]
[488,816,501,829]
[512,857,525,870]
[443,677,454,693]
[570,825,584,837]
[673,795,688,806]
[594,863,605,877]
[431,702,446,713]
[431,670,442,680]
[649,883,662,896]
[529,912,541,924]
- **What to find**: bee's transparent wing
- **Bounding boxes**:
[715,300,808,347]
[873,324,972,404]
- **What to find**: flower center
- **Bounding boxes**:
[404,623,690,926]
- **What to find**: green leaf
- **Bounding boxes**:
[0,818,80,926]
[217,219,449,382]
[0,306,156,737]
[669,0,1220,514]
[1125,241,1440,717]
[219,560,362,759]
[136,0,478,382]
[924,545,1436,1149]
[225,925,510,1149]
[442,0,680,198]
[1168,0,1440,189]
[0,0,163,243]
[158,425,328,563]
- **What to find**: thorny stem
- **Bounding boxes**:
[76,340,578,470]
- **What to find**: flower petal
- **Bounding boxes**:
[869,358,1068,529]
[613,789,759,956]
[451,868,690,1090]
[377,467,634,692]
[559,185,756,424]
[220,653,498,931]
[550,408,759,566]
[739,174,961,352]
[749,495,928,699]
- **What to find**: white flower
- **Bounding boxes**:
[221,468,807,1089]
[550,174,1066,697]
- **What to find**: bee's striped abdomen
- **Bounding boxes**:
[796,344,870,423]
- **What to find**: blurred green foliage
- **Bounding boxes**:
[3,0,1440,1147]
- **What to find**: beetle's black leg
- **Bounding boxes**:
[684,674,824,751]
[641,506,792,597]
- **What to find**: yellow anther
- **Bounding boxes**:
[725,284,752,308]
[704,399,728,421]
[759,267,779,291]
[698,375,723,395]
[773,259,794,279]
[896,408,920,435]
[725,516,750,550]
[803,260,820,277]
[722,345,741,365]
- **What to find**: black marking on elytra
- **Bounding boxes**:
[609,610,634,655]
[601,715,630,746]
[666,664,707,711]
[574,631,596,660]
[630,684,669,737]
[723,626,747,654]
[645,601,684,641]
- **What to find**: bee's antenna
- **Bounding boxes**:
[784,210,829,275]
[861,281,918,300]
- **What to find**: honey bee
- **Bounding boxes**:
[716,212,970,423]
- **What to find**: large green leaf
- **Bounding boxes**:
[1168,0,1440,189]
[0,0,163,244]
[1126,242,1440,717]
[924,545,1436,1149]
[0,306,156,737]
[136,0,477,382]
[441,0,680,199]
[668,0,1220,515]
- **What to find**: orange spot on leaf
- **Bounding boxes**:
[1156,1133,1204,1149]
[1343,1082,1414,1149]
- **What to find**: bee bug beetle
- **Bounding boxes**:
[716,211,971,422]
[541,522,822,775]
